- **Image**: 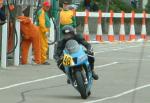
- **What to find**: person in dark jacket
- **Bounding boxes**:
[0,9,6,21]
[84,0,91,10]
[0,1,6,25]
[54,25,99,80]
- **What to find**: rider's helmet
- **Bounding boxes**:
[62,25,75,39]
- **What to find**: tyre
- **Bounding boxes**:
[88,91,91,96]
[74,70,87,99]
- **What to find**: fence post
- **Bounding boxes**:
[1,23,8,68]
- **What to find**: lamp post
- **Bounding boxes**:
[51,0,59,19]
[51,0,60,40]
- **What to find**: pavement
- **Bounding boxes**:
[0,41,150,103]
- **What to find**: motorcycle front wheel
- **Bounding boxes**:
[74,70,87,99]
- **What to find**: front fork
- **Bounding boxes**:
[65,66,90,86]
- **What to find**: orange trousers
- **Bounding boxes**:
[21,33,41,64]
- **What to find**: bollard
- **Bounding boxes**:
[1,23,7,68]
[48,18,55,59]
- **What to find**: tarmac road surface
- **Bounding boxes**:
[0,41,150,103]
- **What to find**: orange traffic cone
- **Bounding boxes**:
[108,10,115,42]
[129,11,136,41]
[83,10,90,41]
[119,11,126,41]
[96,10,103,42]
[141,11,147,40]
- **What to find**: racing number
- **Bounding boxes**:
[63,54,73,66]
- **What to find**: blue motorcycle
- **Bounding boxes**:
[62,40,93,99]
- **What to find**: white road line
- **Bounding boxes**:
[113,48,123,51]
[0,62,118,91]
[98,57,150,61]
[94,51,104,54]
[0,74,65,91]
[95,45,140,54]
[83,84,150,103]
[95,62,118,69]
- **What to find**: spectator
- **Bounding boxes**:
[0,0,6,25]
[91,0,99,11]
[59,0,76,39]
[131,0,137,9]
[84,0,91,10]
[17,16,42,65]
[36,1,51,65]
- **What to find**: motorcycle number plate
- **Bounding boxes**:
[63,54,74,66]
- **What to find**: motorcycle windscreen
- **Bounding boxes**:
[65,39,80,54]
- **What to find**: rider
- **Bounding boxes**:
[54,25,99,80]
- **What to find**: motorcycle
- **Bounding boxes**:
[62,39,93,99]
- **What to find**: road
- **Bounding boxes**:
[0,41,150,103]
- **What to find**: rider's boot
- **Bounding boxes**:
[67,79,71,84]
[58,64,70,84]
[92,70,99,80]
[90,63,99,80]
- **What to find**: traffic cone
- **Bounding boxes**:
[96,10,103,42]
[83,10,90,41]
[129,11,136,41]
[119,11,126,41]
[141,11,147,40]
[108,10,115,42]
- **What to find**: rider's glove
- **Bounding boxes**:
[87,47,94,55]
[56,58,62,65]
[56,55,64,66]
